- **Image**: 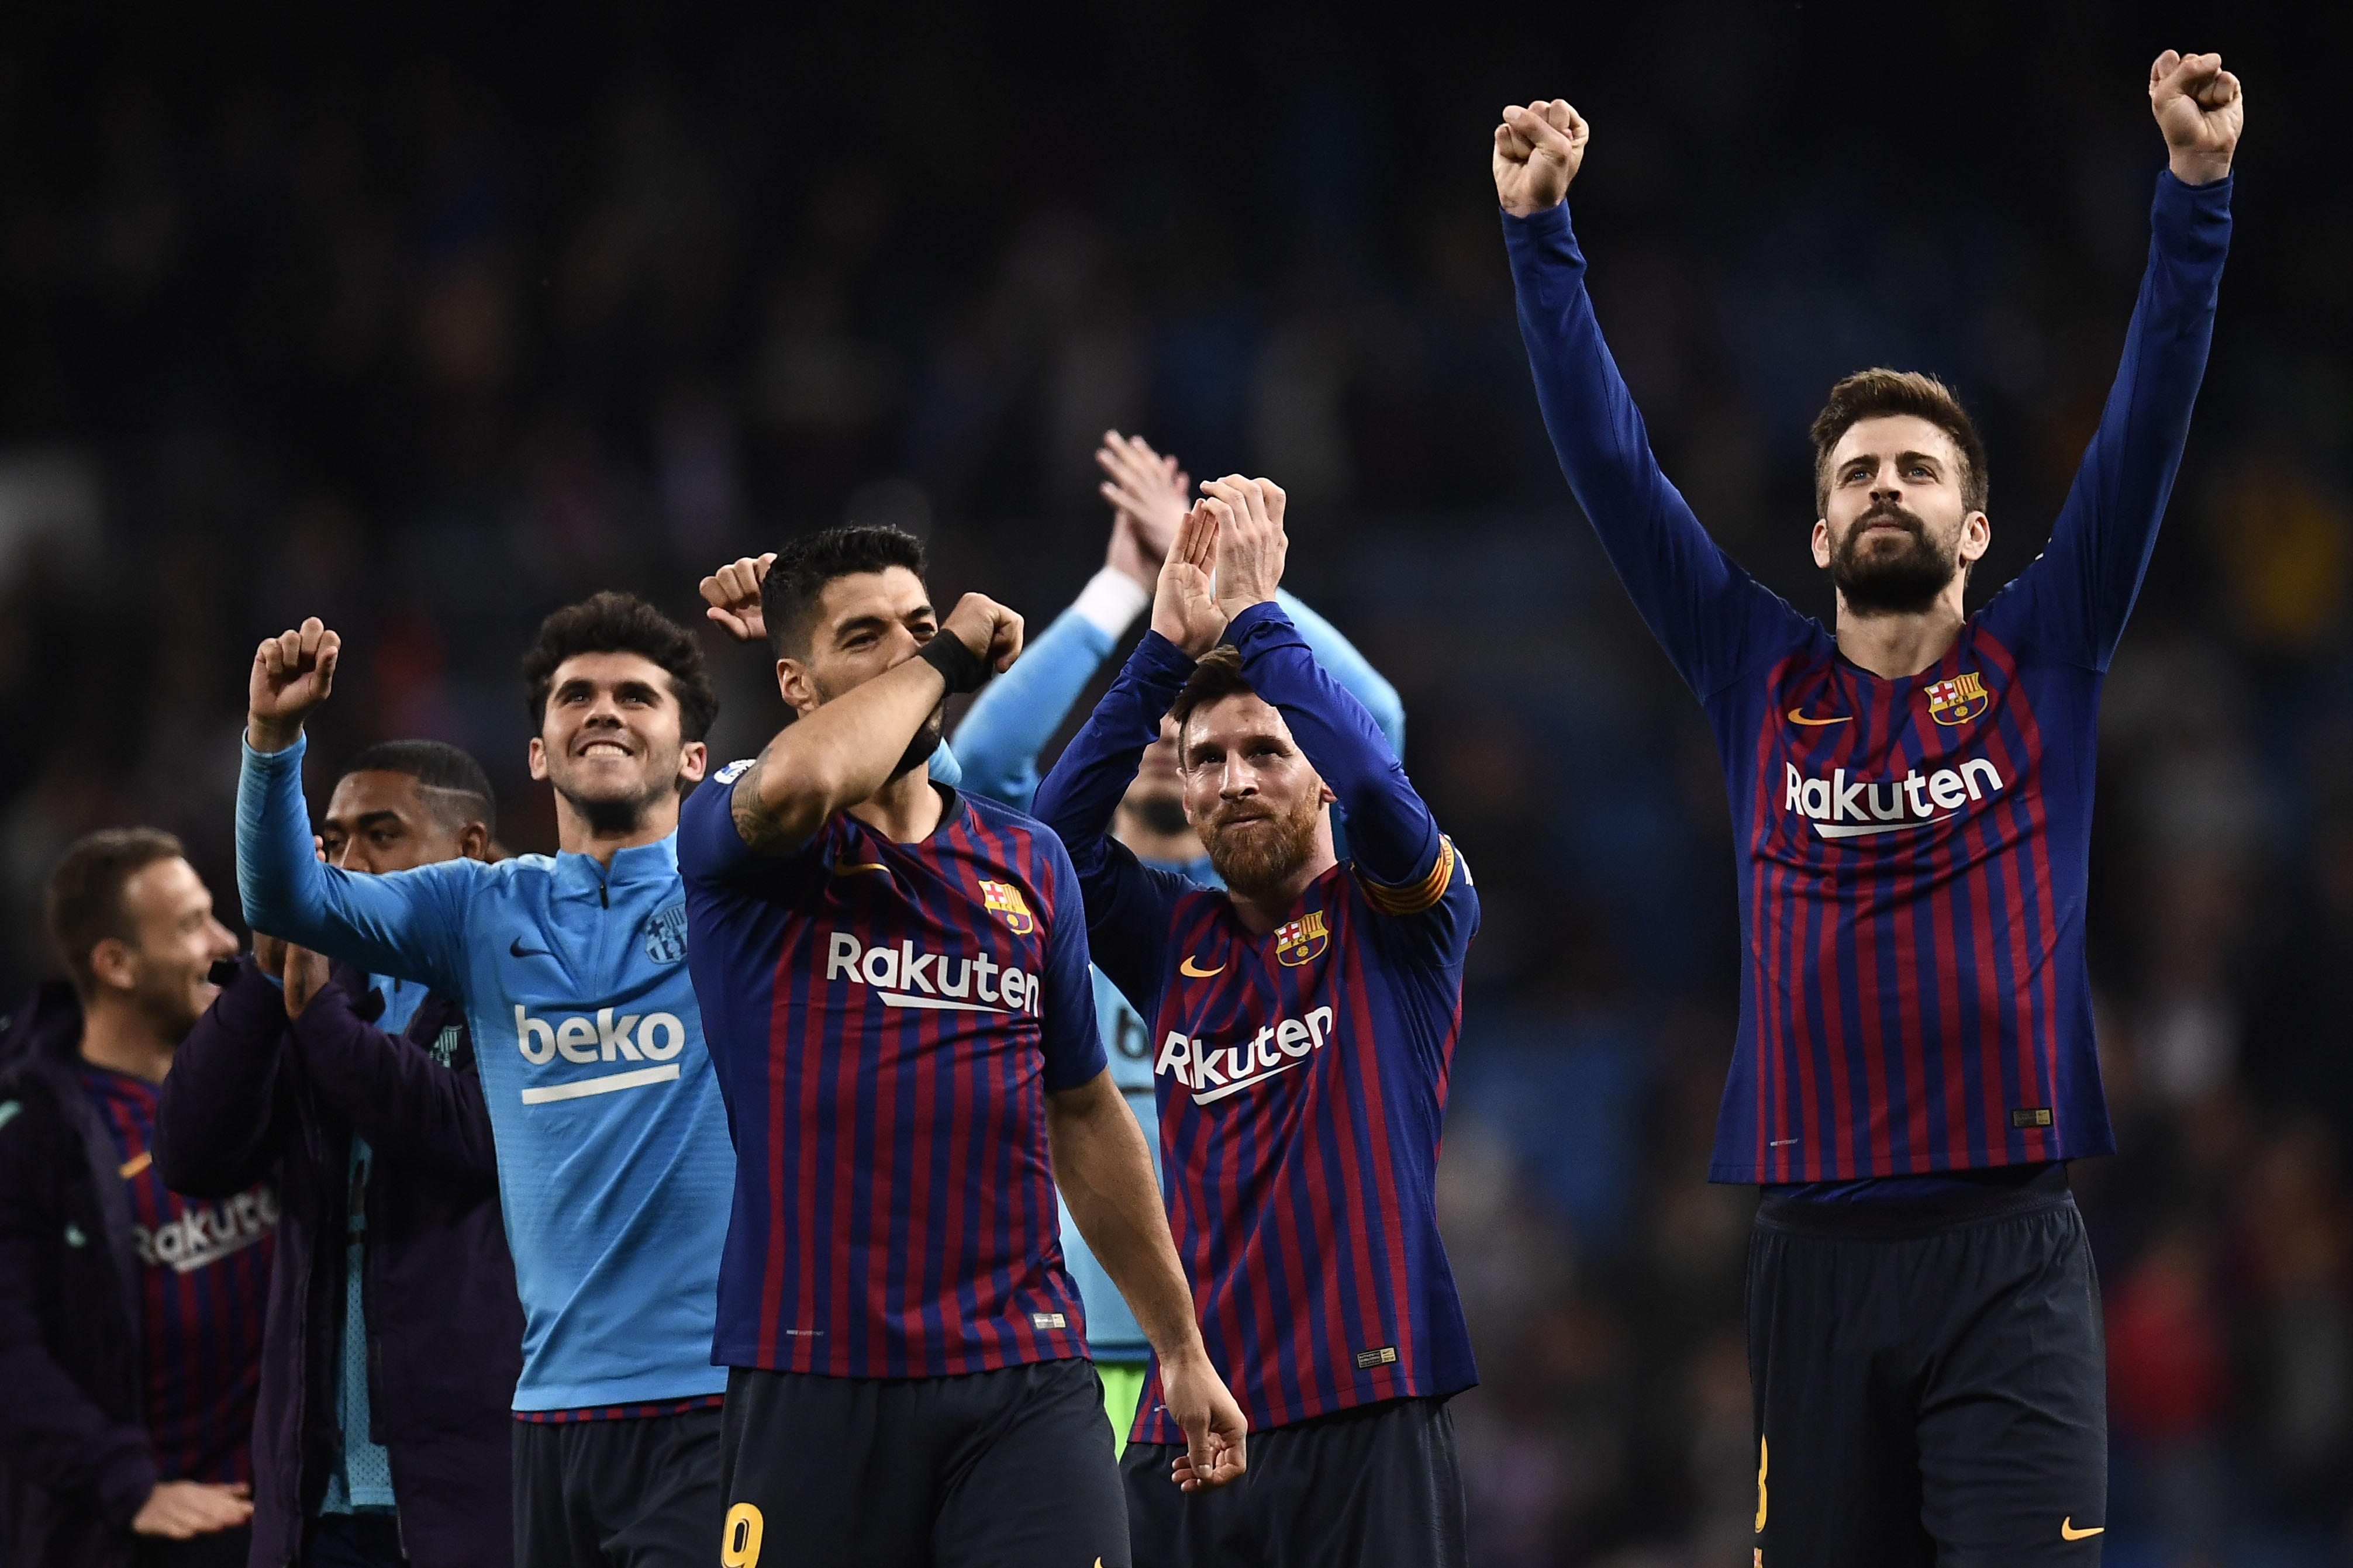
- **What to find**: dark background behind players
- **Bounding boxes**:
[0,4,2343,1561]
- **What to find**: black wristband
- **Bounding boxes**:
[916,632,990,696]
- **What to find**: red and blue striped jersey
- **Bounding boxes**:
[1504,171,2233,1183]
[678,781,1105,1378]
[1034,604,1480,1441]
[79,1066,276,1484]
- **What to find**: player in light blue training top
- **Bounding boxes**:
[237,594,734,1568]
[946,431,1407,1451]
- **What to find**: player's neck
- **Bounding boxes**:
[554,790,681,865]
[847,768,947,844]
[1833,590,1966,681]
[78,997,178,1085]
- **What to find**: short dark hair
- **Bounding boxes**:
[760,526,928,657]
[344,739,499,836]
[45,827,186,999]
[1165,645,1257,764]
[1810,368,1989,518]
[520,592,718,742]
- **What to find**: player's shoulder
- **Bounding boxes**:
[956,789,1077,868]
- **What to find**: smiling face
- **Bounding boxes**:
[528,651,709,830]
[92,856,239,1040]
[1812,414,1990,615]
[1179,692,1336,902]
[779,566,946,779]
[321,769,486,873]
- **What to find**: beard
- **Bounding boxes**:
[889,703,946,781]
[1830,502,1960,615]
[556,776,669,838]
[1201,790,1324,902]
[132,965,208,1042]
[1127,786,1191,839]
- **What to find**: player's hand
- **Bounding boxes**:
[2150,51,2242,186]
[1098,430,1191,589]
[701,554,777,643]
[1203,476,1287,621]
[248,618,341,754]
[251,933,287,979]
[1493,99,1588,217]
[1151,501,1227,659]
[131,1480,252,1539]
[940,592,1024,675]
[1159,1349,1248,1492]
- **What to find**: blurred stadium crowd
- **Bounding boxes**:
[0,8,2344,1564]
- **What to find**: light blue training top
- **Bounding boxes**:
[237,737,733,1411]
[951,582,1405,1355]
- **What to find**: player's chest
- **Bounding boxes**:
[1762,650,2041,859]
[793,847,1051,1023]
[1150,903,1350,1116]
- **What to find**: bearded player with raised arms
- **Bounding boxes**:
[1493,50,2241,1566]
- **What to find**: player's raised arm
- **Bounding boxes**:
[1496,98,1790,698]
[238,620,468,988]
[2009,51,2238,669]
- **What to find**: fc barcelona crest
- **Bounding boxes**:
[1274,910,1330,968]
[978,879,1034,935]
[1923,671,1993,727]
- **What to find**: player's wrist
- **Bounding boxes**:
[1074,567,1153,638]
[246,713,305,754]
[916,630,990,696]
[2167,149,2232,186]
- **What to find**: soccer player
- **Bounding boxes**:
[682,526,1247,1567]
[1032,481,1479,1567]
[0,829,258,1568]
[156,741,521,1568]
[948,429,1407,1451]
[237,595,736,1566]
[1491,49,2242,1564]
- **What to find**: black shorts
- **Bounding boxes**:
[1749,1167,2107,1567]
[512,1407,723,1568]
[1120,1396,1465,1568]
[717,1357,1126,1568]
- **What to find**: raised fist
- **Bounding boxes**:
[1201,476,1288,621]
[701,554,777,643]
[2150,51,2243,186]
[1152,502,1227,660]
[248,618,341,754]
[941,593,1024,674]
[1493,99,1589,218]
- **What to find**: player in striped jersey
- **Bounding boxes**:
[1033,482,1478,1568]
[1493,50,2242,1565]
[682,526,1245,1568]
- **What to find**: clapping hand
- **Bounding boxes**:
[1200,476,1287,623]
[1151,502,1226,660]
[1098,431,1191,590]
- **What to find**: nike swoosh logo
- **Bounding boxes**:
[509,937,554,959]
[2060,1519,2104,1541]
[832,861,891,877]
[1787,709,1852,726]
[1179,955,1224,978]
[119,1151,152,1179]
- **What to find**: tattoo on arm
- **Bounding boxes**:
[729,755,799,855]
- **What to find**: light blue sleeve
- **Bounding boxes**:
[236,735,471,993]
[926,739,962,788]
[948,607,1119,810]
[1275,589,1406,758]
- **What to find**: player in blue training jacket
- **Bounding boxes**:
[237,594,734,1567]
[1034,482,1478,1568]
[684,526,1246,1568]
[947,429,1407,1451]
[1492,50,2242,1566]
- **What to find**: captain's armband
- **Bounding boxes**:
[1358,836,1463,918]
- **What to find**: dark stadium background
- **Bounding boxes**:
[0,4,2345,1560]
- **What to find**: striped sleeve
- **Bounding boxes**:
[1359,835,1459,917]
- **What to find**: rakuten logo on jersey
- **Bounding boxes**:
[135,1187,279,1275]
[1781,758,2006,840]
[1155,1006,1336,1104]
[824,931,1041,1016]
[513,1005,688,1107]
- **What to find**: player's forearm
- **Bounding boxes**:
[1275,590,1406,757]
[950,599,1123,808]
[292,995,497,1179]
[1227,603,1440,884]
[236,735,336,942]
[1031,631,1195,868]
[1047,1073,1207,1364]
[740,655,950,844]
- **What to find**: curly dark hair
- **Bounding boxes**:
[760,525,928,657]
[520,592,718,742]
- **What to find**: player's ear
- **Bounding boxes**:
[1959,510,1992,564]
[458,821,492,864]
[678,741,709,785]
[1810,517,1833,569]
[88,936,137,994]
[777,658,820,718]
[526,737,550,782]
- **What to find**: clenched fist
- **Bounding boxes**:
[1493,99,1589,218]
[701,554,777,643]
[248,618,341,754]
[2150,51,2243,187]
[940,593,1024,674]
